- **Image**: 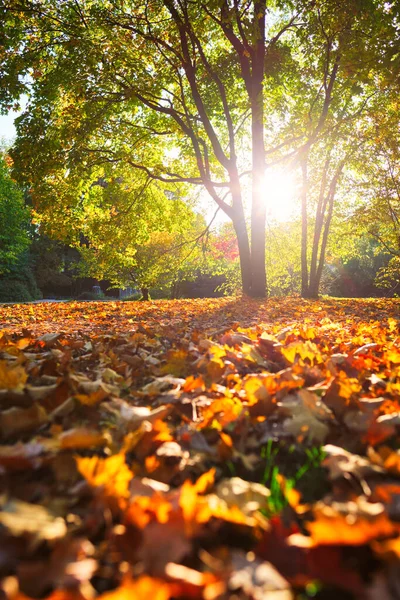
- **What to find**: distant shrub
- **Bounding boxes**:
[0,260,42,303]
[76,291,103,300]
[0,279,33,302]
[149,287,169,299]
[20,265,42,300]
[120,292,141,301]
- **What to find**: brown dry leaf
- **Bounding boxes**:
[215,478,270,516]
[59,428,108,449]
[26,384,58,402]
[38,333,62,347]
[323,444,384,487]
[115,400,171,429]
[0,441,47,471]
[165,562,223,598]
[280,389,332,443]
[229,550,293,600]
[0,404,48,439]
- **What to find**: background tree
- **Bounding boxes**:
[0,153,42,302]
[350,97,400,293]
[0,154,30,275]
[77,211,211,299]
[268,0,399,298]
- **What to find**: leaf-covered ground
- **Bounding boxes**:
[0,296,399,600]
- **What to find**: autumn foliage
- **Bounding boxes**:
[0,296,399,599]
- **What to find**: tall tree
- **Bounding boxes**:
[0,154,30,275]
[349,95,400,291]
[0,0,314,297]
[280,0,398,297]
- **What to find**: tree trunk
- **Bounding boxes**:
[249,0,267,298]
[250,104,267,297]
[232,207,252,295]
[300,155,310,298]
[308,161,345,298]
[141,287,150,301]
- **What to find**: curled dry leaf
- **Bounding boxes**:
[0,498,66,545]
[215,478,270,516]
[59,428,109,450]
[280,389,333,443]
[229,550,293,600]
[0,404,48,439]
[323,444,385,483]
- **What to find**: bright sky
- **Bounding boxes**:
[0,110,18,143]
[263,166,299,222]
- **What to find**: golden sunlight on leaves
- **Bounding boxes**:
[77,452,133,502]
[0,296,399,599]
[304,500,400,546]
[99,577,171,600]
[0,361,28,390]
[281,341,323,366]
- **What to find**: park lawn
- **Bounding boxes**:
[0,296,399,599]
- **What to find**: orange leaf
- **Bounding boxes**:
[76,453,133,504]
[60,428,108,449]
[307,503,399,546]
[99,577,170,600]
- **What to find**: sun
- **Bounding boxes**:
[262,166,299,222]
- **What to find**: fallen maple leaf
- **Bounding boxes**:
[76,452,133,506]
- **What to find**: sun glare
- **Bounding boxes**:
[262,167,299,222]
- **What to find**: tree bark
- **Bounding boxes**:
[232,207,252,296]
[249,0,267,298]
[141,287,150,301]
[300,155,310,297]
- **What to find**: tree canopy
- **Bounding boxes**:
[1,0,400,297]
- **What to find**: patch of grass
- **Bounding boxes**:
[260,441,327,517]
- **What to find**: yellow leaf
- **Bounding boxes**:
[0,361,28,391]
[76,453,133,503]
[281,341,323,365]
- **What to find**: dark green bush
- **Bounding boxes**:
[120,292,141,301]
[148,287,169,299]
[76,291,102,300]
[0,256,42,303]
[0,279,33,302]
[19,264,42,300]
